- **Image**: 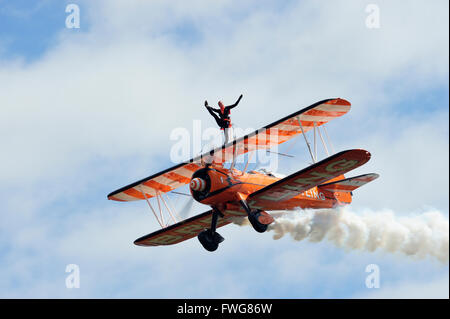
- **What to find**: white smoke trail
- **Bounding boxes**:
[233,208,449,263]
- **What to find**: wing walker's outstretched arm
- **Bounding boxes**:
[226,94,243,110]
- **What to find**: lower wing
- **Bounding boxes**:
[247,149,372,209]
[134,209,246,247]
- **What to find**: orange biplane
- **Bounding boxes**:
[108,98,378,251]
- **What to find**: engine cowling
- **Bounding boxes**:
[189,166,237,204]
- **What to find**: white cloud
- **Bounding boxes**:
[0,0,448,298]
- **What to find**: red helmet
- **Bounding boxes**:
[218,101,225,113]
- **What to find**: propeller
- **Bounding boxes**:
[178,195,194,219]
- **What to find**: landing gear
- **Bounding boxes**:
[239,199,274,233]
[198,229,224,252]
[247,211,269,233]
[197,208,224,252]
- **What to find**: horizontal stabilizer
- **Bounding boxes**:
[319,173,379,193]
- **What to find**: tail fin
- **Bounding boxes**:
[318,173,379,193]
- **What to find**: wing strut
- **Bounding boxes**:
[242,150,255,174]
[313,121,317,161]
[297,115,316,163]
[298,117,334,161]
[158,192,178,225]
[140,187,179,229]
[155,192,165,226]
[322,125,335,154]
[318,125,330,156]
[140,186,164,228]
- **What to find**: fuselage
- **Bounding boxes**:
[189,166,351,212]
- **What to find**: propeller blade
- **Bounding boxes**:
[178,196,194,219]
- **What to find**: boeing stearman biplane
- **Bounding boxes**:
[108,98,378,251]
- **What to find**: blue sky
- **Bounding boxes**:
[0,1,76,61]
[0,0,448,298]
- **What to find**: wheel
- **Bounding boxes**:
[197,230,224,252]
[248,211,269,233]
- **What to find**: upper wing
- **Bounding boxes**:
[204,98,351,164]
[247,149,371,208]
[318,173,379,193]
[134,209,246,246]
[107,162,202,201]
[108,98,350,201]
